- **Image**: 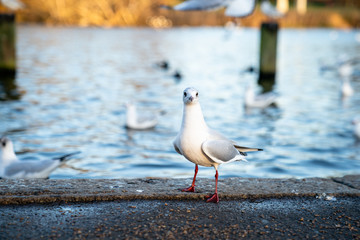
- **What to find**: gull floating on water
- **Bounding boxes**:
[125,102,158,130]
[161,0,257,18]
[244,84,277,109]
[0,137,80,179]
[353,118,360,139]
[173,87,262,203]
[154,60,169,71]
[341,78,354,99]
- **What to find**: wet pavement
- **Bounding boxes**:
[0,176,359,239]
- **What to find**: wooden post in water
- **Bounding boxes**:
[0,13,16,77]
[296,0,307,15]
[258,22,278,92]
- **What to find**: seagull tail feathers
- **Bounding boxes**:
[53,151,81,162]
[235,145,263,152]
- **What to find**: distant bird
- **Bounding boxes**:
[0,137,80,179]
[260,0,284,18]
[341,78,354,99]
[0,0,24,10]
[161,0,256,18]
[319,55,360,78]
[172,70,183,81]
[155,60,169,70]
[154,60,183,83]
[125,102,158,130]
[353,118,360,139]
[338,62,354,78]
[173,87,262,203]
[244,84,277,109]
[241,65,258,74]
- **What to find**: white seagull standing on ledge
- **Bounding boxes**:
[0,137,80,179]
[173,87,262,203]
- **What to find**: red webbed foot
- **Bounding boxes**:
[181,186,195,192]
[205,193,219,203]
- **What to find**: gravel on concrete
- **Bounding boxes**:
[0,175,359,239]
[0,175,359,205]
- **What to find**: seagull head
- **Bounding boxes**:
[1,137,10,149]
[183,87,199,105]
[0,137,16,162]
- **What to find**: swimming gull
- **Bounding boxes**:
[173,87,262,203]
[353,118,360,139]
[341,78,354,99]
[125,102,158,130]
[244,84,277,109]
[0,137,80,179]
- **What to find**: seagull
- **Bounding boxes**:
[155,60,169,70]
[341,78,354,99]
[0,137,80,179]
[338,61,354,78]
[260,0,284,18]
[172,70,183,81]
[353,118,360,139]
[125,102,158,130]
[244,84,277,109]
[1,0,24,10]
[161,0,256,18]
[173,87,262,203]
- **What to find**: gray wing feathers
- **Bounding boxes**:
[202,140,245,163]
[4,160,60,178]
[208,129,263,152]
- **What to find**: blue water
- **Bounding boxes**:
[1,26,359,179]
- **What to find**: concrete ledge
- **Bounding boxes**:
[0,175,359,205]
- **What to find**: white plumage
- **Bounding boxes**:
[125,102,158,130]
[0,137,79,179]
[244,84,277,109]
[173,87,262,203]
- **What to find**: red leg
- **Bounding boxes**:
[181,165,198,192]
[205,170,219,203]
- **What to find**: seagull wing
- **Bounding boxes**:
[202,139,246,164]
[207,128,263,153]
[225,0,256,17]
[174,0,225,11]
[4,159,60,178]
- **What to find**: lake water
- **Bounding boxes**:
[1,26,360,179]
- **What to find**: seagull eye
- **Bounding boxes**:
[184,92,187,97]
